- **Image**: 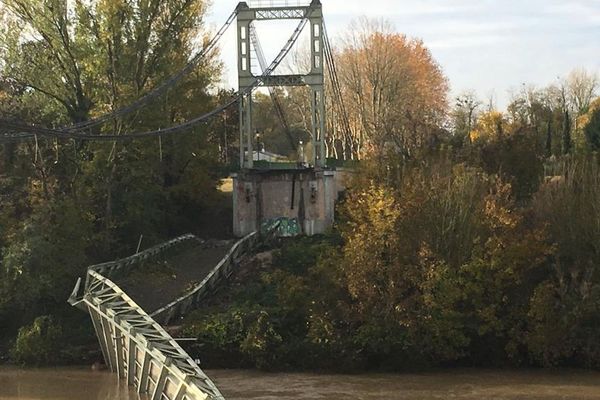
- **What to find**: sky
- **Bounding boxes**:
[204,0,600,109]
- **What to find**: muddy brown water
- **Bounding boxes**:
[2,367,600,399]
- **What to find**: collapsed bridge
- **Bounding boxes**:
[69,224,279,400]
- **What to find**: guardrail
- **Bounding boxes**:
[151,222,280,325]
[84,234,202,290]
[69,222,280,400]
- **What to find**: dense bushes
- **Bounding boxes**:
[184,154,600,371]
[10,316,63,366]
[527,157,600,367]
[182,237,350,370]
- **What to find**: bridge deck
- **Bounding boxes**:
[116,240,233,314]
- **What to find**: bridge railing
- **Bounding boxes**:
[84,234,202,292]
[151,221,281,325]
[69,234,224,400]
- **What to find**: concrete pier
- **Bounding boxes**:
[233,168,337,237]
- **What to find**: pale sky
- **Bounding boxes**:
[205,0,600,109]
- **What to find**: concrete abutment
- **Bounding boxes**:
[233,168,343,237]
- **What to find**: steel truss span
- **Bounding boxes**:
[69,222,280,400]
[255,9,305,19]
[69,234,224,400]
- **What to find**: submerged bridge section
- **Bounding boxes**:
[69,225,278,400]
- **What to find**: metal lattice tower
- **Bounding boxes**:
[237,0,326,169]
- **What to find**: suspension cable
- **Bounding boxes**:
[323,20,354,154]
[0,132,36,142]
[1,13,312,142]
[67,9,239,132]
[3,9,237,138]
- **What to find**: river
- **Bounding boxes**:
[2,367,600,399]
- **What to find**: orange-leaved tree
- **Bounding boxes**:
[337,18,449,160]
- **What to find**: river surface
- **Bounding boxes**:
[2,367,600,399]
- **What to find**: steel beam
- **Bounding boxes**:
[137,349,151,394]
[173,381,187,400]
[99,310,117,373]
[255,8,305,20]
[237,3,309,21]
[127,336,137,386]
[309,5,326,167]
[239,93,254,169]
[151,361,170,400]
[80,271,224,400]
[114,330,126,379]
[88,308,111,372]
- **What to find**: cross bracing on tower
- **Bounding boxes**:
[237,0,326,169]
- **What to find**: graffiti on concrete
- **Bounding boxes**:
[262,217,301,237]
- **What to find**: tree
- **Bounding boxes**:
[451,92,481,146]
[1,0,223,247]
[565,67,598,115]
[1,0,219,125]
[469,110,506,143]
[579,98,600,150]
[528,155,600,367]
[0,0,226,364]
[337,17,449,160]
[336,161,549,367]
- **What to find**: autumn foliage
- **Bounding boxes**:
[2,4,600,371]
[184,154,600,370]
[156,22,600,372]
[337,18,448,160]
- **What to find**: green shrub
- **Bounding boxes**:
[240,311,283,369]
[11,315,63,366]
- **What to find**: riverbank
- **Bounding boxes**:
[3,366,600,399]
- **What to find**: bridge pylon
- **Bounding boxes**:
[236,0,326,169]
[233,1,337,238]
